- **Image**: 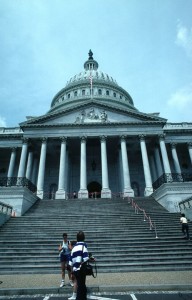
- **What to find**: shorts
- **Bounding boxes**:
[60,253,70,263]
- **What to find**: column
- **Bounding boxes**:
[78,137,88,199]
[100,136,111,198]
[170,143,181,173]
[120,136,134,197]
[154,145,163,178]
[17,139,28,185]
[159,135,172,182]
[139,135,153,196]
[170,143,183,181]
[56,137,67,199]
[149,154,157,181]
[188,142,192,166]
[31,156,38,185]
[26,149,34,180]
[37,138,47,199]
[7,148,17,178]
[118,147,124,195]
[7,147,17,186]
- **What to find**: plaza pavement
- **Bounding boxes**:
[0,271,192,296]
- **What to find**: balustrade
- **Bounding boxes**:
[0,177,37,193]
[179,196,192,211]
[0,200,12,215]
[152,173,192,190]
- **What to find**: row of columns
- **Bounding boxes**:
[5,135,192,199]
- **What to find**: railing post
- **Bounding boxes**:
[143,210,146,221]
[154,222,158,239]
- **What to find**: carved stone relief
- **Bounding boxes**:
[75,108,108,123]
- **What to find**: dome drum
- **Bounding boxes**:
[49,51,135,114]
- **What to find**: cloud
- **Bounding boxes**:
[0,116,7,127]
[168,84,192,109]
[176,21,192,58]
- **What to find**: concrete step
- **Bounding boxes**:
[0,261,192,275]
[0,196,191,274]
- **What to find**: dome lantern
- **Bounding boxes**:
[84,49,99,71]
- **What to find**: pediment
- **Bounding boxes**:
[44,106,143,125]
[20,102,166,127]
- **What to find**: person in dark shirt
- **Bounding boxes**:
[69,231,89,300]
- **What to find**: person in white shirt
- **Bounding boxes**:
[180,213,190,240]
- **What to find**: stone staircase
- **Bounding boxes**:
[0,197,191,274]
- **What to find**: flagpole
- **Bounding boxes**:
[89,70,93,99]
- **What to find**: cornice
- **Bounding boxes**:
[20,121,166,129]
[0,134,23,139]
[163,123,192,133]
[164,129,192,134]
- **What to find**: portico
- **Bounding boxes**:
[1,129,192,201]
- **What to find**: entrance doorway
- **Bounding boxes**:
[131,181,140,197]
[49,183,58,199]
[87,181,102,198]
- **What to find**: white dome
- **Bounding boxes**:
[49,50,135,113]
[66,69,118,86]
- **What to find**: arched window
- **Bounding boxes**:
[106,90,109,96]
[82,89,85,96]
[68,93,70,99]
[113,92,116,97]
[74,91,77,97]
[98,89,102,95]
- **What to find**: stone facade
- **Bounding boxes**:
[0,51,192,213]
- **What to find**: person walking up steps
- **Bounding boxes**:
[58,233,73,287]
[180,213,190,240]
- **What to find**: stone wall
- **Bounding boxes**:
[153,182,192,213]
[0,187,38,216]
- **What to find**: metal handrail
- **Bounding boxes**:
[130,198,158,239]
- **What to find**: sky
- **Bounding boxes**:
[0,0,192,127]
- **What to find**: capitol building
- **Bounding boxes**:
[0,50,192,216]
